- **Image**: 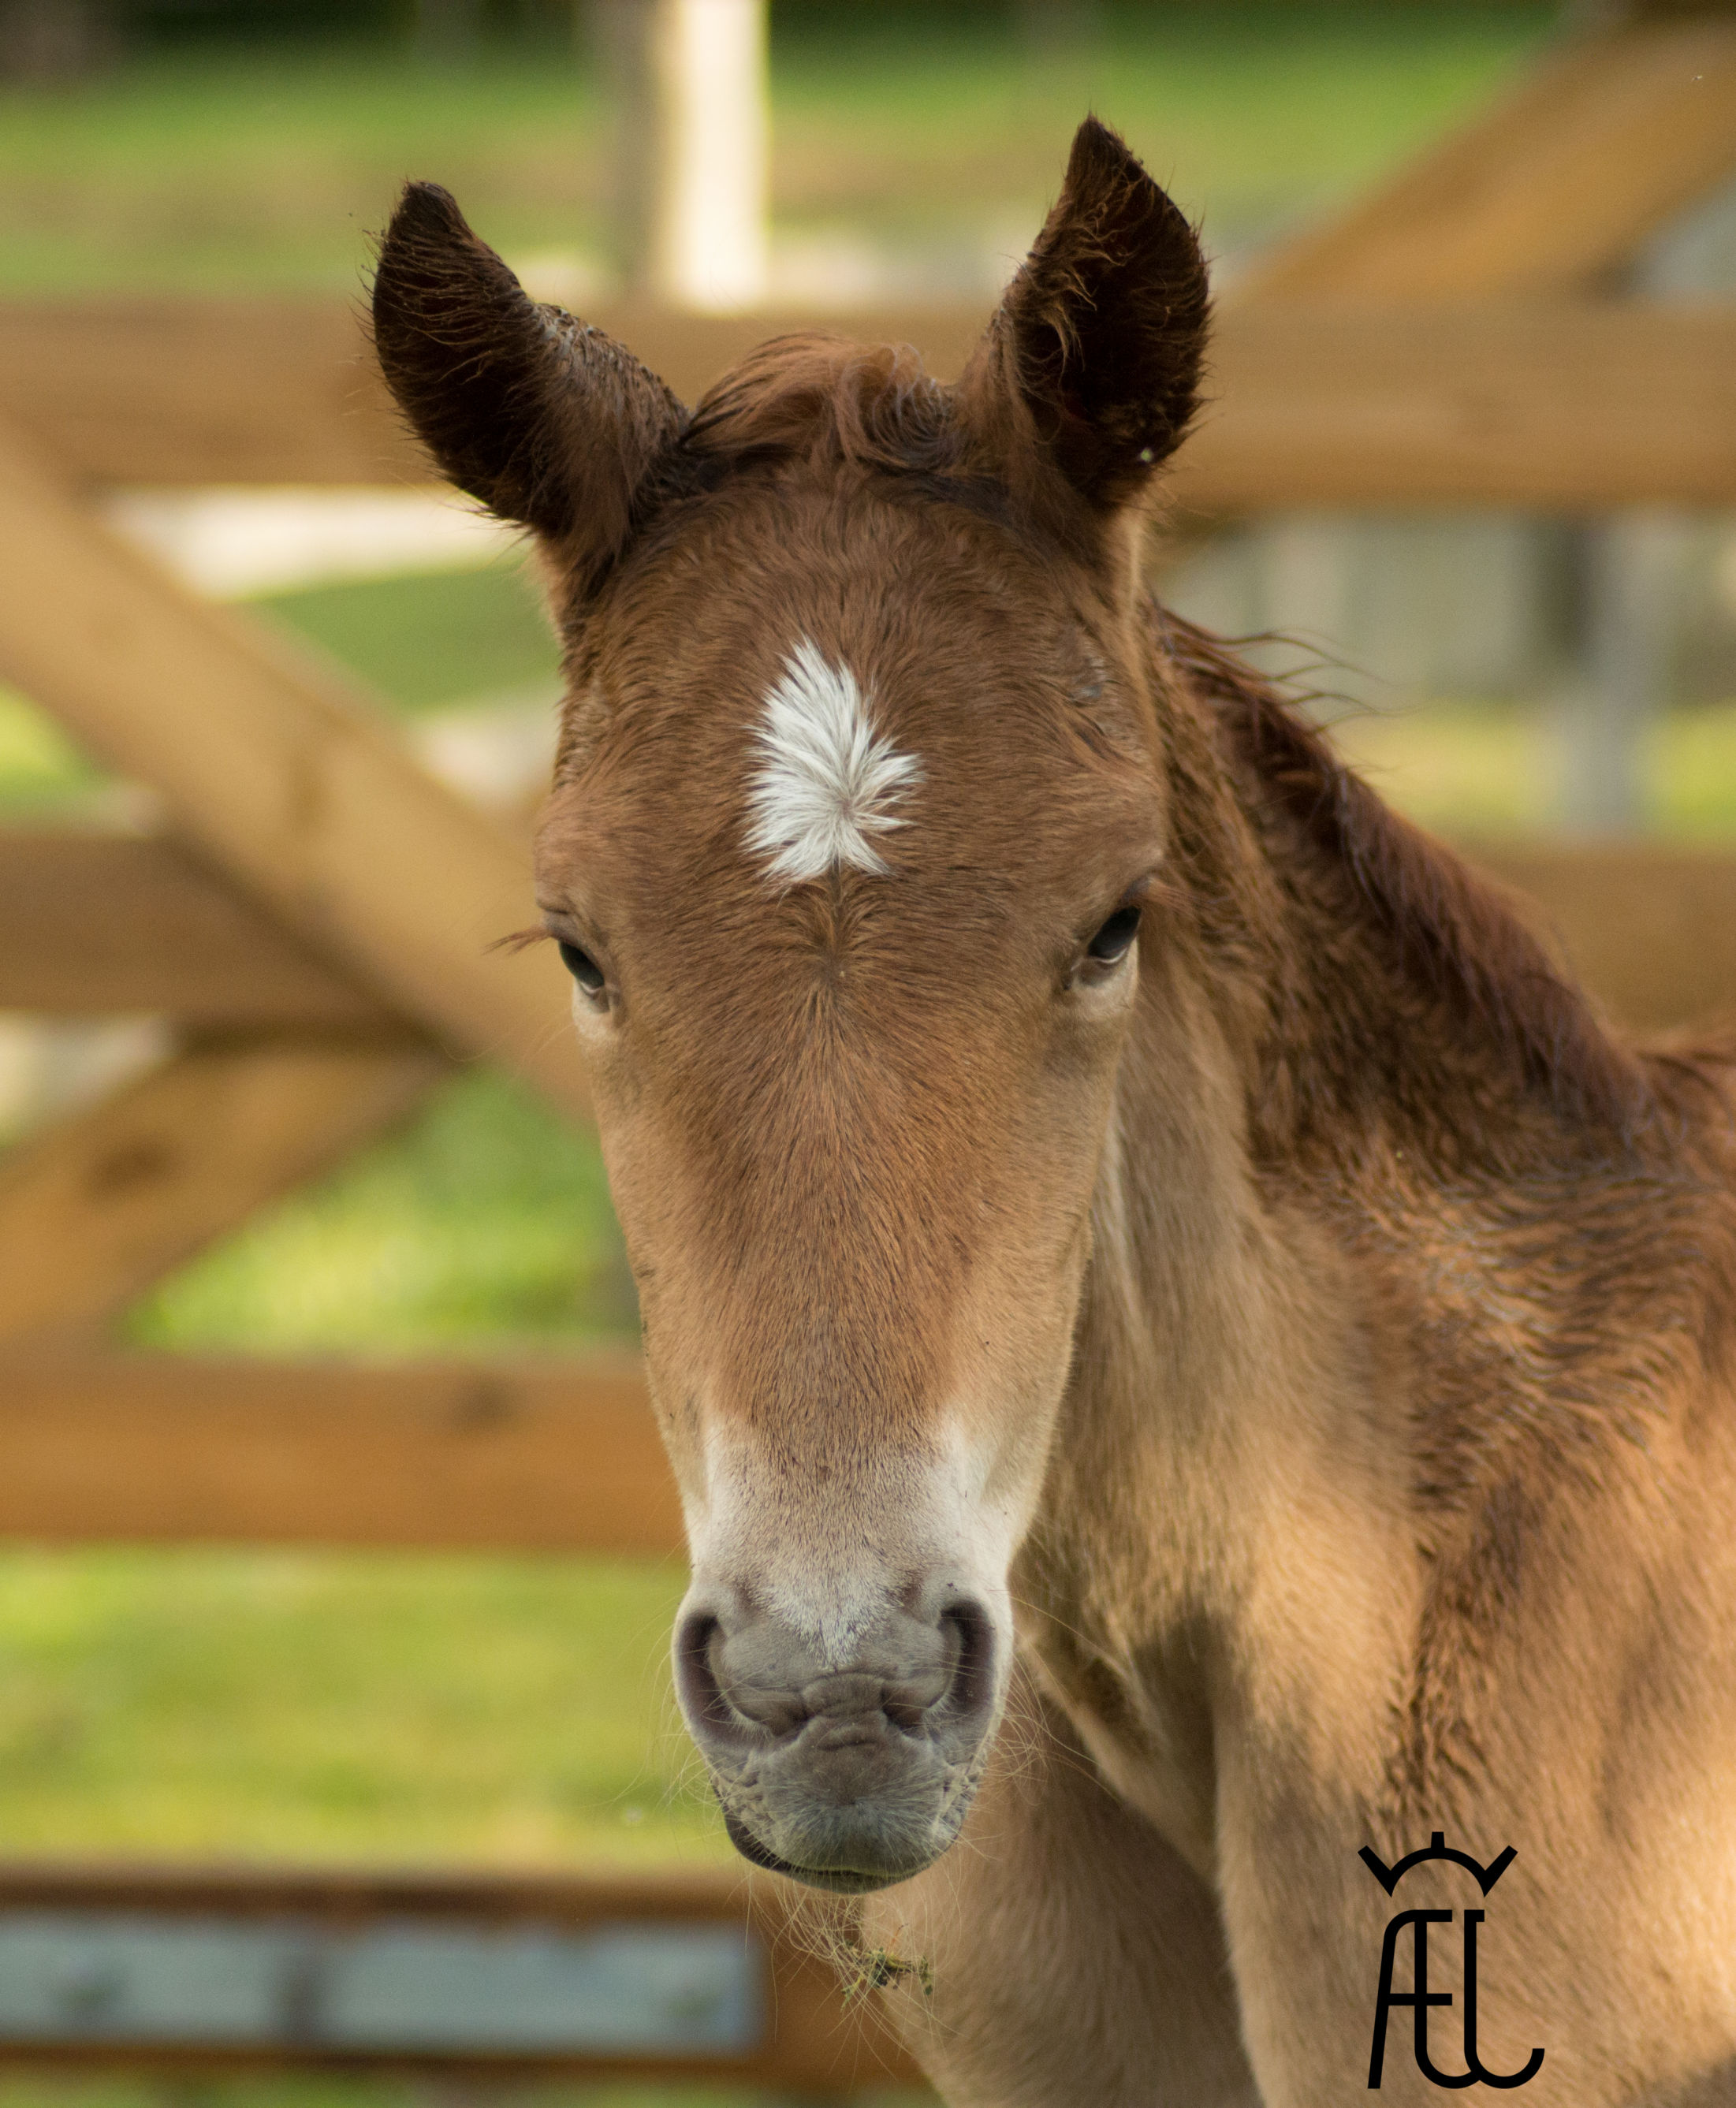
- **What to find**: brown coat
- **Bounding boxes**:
[374,119,1736,2106]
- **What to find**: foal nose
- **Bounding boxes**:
[676,1591,998,1760]
[672,1585,1004,1888]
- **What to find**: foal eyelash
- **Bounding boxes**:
[1134,872,1186,917]
[490,926,553,955]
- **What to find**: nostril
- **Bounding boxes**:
[939,1598,997,1723]
[676,1607,810,1750]
[674,1610,735,1735]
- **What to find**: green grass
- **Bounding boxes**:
[0,687,99,810]
[0,6,1553,295]
[0,47,610,296]
[1328,695,1736,840]
[250,561,558,716]
[0,1547,710,1867]
[126,1071,632,1355]
[771,3,1555,254]
[1325,698,1552,836]
[1653,702,1736,838]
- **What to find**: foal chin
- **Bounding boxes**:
[669,1426,1026,1894]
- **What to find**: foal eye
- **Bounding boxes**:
[557,939,606,998]
[1086,905,1142,967]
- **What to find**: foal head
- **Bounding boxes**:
[374,119,1209,1892]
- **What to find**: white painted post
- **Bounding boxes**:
[646,0,769,311]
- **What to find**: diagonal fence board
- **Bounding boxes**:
[0,830,451,1341]
[0,420,590,1127]
[1242,11,1736,301]
[0,829,403,1028]
[0,1861,922,2092]
[0,1036,449,1346]
[0,1351,676,1552]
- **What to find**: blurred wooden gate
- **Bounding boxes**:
[2,0,1736,2091]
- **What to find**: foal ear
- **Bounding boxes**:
[961,117,1209,518]
[372,181,687,587]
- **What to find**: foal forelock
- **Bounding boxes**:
[743,637,923,885]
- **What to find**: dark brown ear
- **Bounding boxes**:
[372,181,687,588]
[959,117,1209,519]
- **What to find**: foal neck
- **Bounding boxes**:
[1021,609,1732,1835]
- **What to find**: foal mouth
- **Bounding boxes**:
[714,1756,979,1895]
[720,1804,910,1894]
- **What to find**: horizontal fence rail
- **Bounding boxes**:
[0,837,1730,1551]
[6,298,1736,510]
[0,1862,922,2094]
[0,832,404,1029]
[1472,841,1736,1033]
[5,831,1734,1036]
[0,1352,675,1552]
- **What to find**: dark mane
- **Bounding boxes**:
[1164,615,1651,1139]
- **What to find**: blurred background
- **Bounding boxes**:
[0,2,1731,2103]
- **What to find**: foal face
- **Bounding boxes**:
[372,111,1209,1891]
[535,485,1163,1887]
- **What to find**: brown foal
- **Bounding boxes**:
[374,119,1736,2104]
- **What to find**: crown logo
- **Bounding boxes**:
[1359,1830,1517,1898]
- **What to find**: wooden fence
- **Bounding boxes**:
[1,1,1735,2091]
[2,833,1734,1562]
[6,294,1736,510]
[0,1860,915,2093]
